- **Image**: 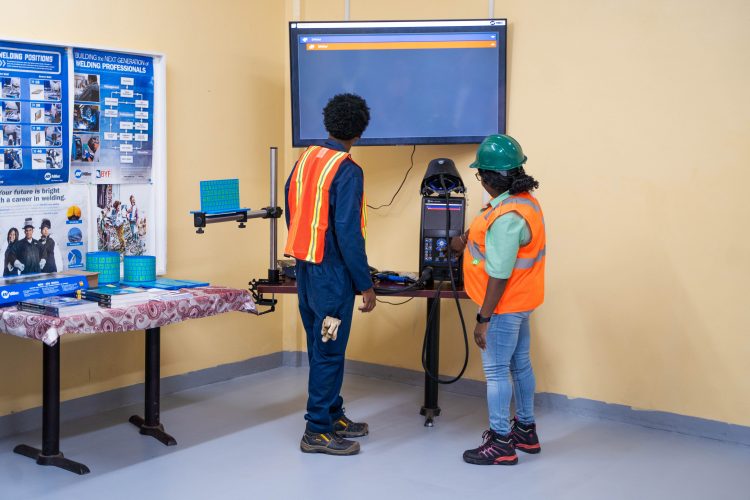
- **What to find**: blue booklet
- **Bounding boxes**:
[119,278,209,290]
[82,284,148,297]
[18,296,101,317]
[0,273,89,306]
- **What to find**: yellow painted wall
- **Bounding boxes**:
[283,0,750,427]
[0,0,287,416]
[2,0,749,430]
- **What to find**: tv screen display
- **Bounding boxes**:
[289,19,507,146]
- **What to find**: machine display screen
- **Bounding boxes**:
[289,20,507,146]
[423,201,464,233]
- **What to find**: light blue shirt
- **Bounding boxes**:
[484,191,531,279]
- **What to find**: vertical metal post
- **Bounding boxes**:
[41,342,60,457]
[421,297,442,426]
[128,326,176,445]
[144,327,160,427]
[270,147,278,273]
[14,339,91,474]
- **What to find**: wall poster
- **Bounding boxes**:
[0,184,89,276]
[0,41,69,186]
[94,183,154,258]
[71,49,154,184]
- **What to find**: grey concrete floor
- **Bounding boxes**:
[0,366,748,500]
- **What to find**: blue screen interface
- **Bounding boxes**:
[291,26,507,145]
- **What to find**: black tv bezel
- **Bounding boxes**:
[289,19,508,147]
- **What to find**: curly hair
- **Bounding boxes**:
[323,93,370,140]
[478,167,539,195]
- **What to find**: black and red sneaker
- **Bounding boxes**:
[511,417,541,454]
[463,430,518,465]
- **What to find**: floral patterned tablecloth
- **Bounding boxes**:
[0,287,256,345]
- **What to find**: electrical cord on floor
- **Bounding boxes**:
[367,145,417,210]
[420,174,470,385]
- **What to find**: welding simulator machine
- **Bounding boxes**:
[419,158,466,284]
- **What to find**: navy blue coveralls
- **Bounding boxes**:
[285,139,373,434]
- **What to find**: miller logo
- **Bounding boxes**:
[44,172,52,181]
[1,290,19,300]
[74,169,83,178]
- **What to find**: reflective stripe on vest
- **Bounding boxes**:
[467,240,485,262]
[482,196,541,221]
[501,196,540,213]
[514,245,546,269]
[361,194,368,239]
[284,145,366,264]
[463,192,546,314]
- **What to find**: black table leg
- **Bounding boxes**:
[129,327,176,446]
[14,341,90,475]
[420,297,442,427]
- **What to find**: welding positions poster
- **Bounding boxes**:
[0,41,69,186]
[71,49,154,184]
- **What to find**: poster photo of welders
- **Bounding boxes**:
[95,184,153,257]
[0,185,89,277]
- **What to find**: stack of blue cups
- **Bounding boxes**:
[123,255,156,284]
[85,251,120,285]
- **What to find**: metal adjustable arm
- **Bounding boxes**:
[249,147,283,314]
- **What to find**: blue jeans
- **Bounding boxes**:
[481,311,536,435]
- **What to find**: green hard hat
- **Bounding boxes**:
[469,134,527,171]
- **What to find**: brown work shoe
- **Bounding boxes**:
[333,414,369,438]
[300,430,360,456]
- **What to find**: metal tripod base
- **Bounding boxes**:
[13,444,90,475]
[128,416,177,446]
[420,406,442,427]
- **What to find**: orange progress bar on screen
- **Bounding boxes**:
[306,41,497,51]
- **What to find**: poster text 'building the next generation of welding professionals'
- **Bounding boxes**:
[71,48,154,185]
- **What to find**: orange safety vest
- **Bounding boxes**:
[284,145,367,264]
[463,192,546,314]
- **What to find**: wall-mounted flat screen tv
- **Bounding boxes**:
[289,19,507,146]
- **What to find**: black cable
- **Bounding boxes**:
[367,145,417,210]
[372,281,423,295]
[376,297,415,305]
[420,174,470,385]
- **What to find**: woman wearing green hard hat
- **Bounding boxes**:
[452,134,546,466]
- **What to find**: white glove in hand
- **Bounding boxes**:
[321,316,341,343]
[40,259,46,269]
[14,260,24,272]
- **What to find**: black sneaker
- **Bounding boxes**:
[463,430,518,465]
[511,417,541,454]
[333,414,369,438]
[300,430,360,456]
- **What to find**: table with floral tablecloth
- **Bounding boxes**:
[1,286,257,475]
[0,286,256,345]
